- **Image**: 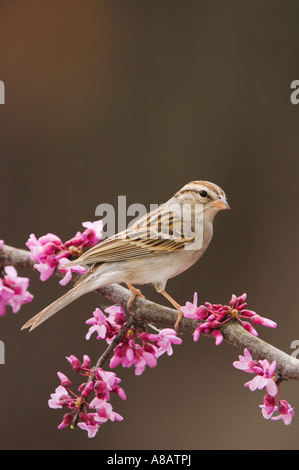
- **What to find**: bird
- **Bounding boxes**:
[22,180,229,332]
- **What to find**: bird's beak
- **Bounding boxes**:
[212,197,230,210]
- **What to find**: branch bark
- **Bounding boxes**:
[1,243,299,381]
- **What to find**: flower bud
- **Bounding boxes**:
[57,372,72,388]
[81,380,94,398]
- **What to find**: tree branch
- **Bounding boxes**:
[1,243,299,381]
[0,244,35,270]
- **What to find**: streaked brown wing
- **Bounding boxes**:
[67,205,194,266]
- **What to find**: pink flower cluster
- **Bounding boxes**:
[49,354,126,438]
[181,293,276,345]
[233,348,294,425]
[26,220,103,284]
[86,305,182,375]
[0,265,33,316]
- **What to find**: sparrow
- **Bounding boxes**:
[22,180,229,332]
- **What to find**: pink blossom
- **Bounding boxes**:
[181,292,209,320]
[182,293,276,345]
[57,372,72,389]
[233,349,277,396]
[248,315,277,328]
[238,321,258,337]
[109,341,134,369]
[93,368,127,400]
[245,373,277,396]
[271,400,294,425]
[48,385,75,409]
[96,369,122,392]
[26,233,63,258]
[104,304,127,326]
[245,359,277,396]
[81,380,94,399]
[133,343,158,376]
[109,339,158,376]
[143,328,182,357]
[85,306,125,341]
[0,240,4,249]
[26,233,64,281]
[27,220,103,282]
[64,220,103,251]
[82,355,91,369]
[82,220,103,244]
[0,266,33,315]
[229,293,277,329]
[260,397,294,425]
[89,398,123,422]
[233,348,257,373]
[259,394,276,419]
[77,413,101,438]
[58,257,87,286]
[49,357,125,437]
[211,329,224,345]
[234,348,294,425]
[85,305,126,341]
[181,292,200,319]
[86,308,111,340]
[66,354,91,373]
[86,307,182,375]
[77,404,122,438]
[58,413,74,430]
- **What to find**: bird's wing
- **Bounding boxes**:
[65,205,194,267]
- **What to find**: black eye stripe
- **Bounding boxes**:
[177,187,220,199]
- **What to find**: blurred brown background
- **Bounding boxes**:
[0,0,299,450]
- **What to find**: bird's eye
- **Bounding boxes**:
[199,190,207,197]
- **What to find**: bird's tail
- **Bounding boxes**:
[21,264,122,332]
[21,283,91,331]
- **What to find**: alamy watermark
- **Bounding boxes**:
[290,340,299,360]
[0,80,4,104]
[0,341,4,364]
[290,80,299,105]
[95,195,204,250]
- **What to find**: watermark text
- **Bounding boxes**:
[290,80,299,105]
[0,341,5,364]
[95,196,204,250]
[0,80,4,104]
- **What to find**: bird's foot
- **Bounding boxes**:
[126,283,145,312]
[174,310,184,331]
[159,290,184,331]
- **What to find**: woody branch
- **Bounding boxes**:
[1,243,299,381]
